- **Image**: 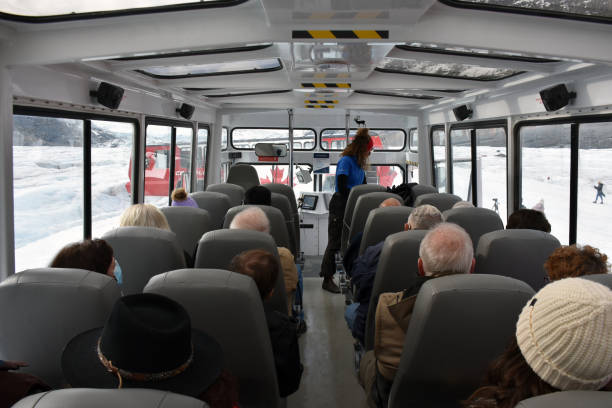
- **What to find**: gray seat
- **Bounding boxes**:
[414,192,462,212]
[102,226,186,295]
[13,389,207,408]
[160,206,212,260]
[475,229,561,291]
[223,205,291,250]
[145,269,280,408]
[364,230,428,350]
[388,274,535,408]
[443,207,504,252]
[194,229,287,315]
[580,273,612,290]
[341,184,387,253]
[227,164,260,191]
[207,183,245,207]
[359,206,414,255]
[190,191,232,230]
[409,184,437,206]
[270,192,297,257]
[514,391,612,408]
[264,183,300,254]
[348,192,404,250]
[0,269,120,388]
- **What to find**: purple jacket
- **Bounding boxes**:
[171,196,199,208]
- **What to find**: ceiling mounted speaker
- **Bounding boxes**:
[176,103,195,120]
[539,84,576,112]
[453,105,472,121]
[90,82,124,110]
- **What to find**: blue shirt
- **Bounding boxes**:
[335,155,365,193]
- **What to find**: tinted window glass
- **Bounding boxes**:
[321,129,405,151]
[232,128,316,150]
[431,128,447,192]
[450,128,472,200]
[144,125,172,206]
[476,127,507,222]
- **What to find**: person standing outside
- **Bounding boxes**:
[320,128,373,293]
[594,181,605,204]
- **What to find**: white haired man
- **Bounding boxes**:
[359,223,475,408]
[230,207,298,314]
[404,204,443,231]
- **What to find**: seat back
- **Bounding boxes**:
[414,192,462,212]
[160,206,212,259]
[207,183,245,207]
[13,389,206,408]
[227,164,260,191]
[388,274,534,408]
[223,205,291,250]
[190,191,232,229]
[515,391,612,408]
[264,183,300,253]
[443,207,504,252]
[364,230,428,350]
[580,273,612,290]
[341,184,386,253]
[270,192,297,256]
[348,192,404,249]
[0,269,120,387]
[475,229,561,291]
[102,226,186,295]
[145,269,280,408]
[359,206,414,255]
[194,229,287,315]
[409,184,437,206]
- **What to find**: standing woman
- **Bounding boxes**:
[320,128,373,293]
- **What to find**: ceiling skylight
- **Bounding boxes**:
[441,0,612,20]
[354,90,441,100]
[137,59,283,79]
[377,57,522,81]
[400,44,559,63]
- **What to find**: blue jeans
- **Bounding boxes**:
[345,302,360,331]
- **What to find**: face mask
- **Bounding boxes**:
[114,261,123,285]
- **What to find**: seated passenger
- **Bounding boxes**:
[463,277,612,408]
[61,293,238,408]
[343,197,403,276]
[50,239,121,284]
[230,207,298,314]
[452,200,474,209]
[230,249,303,397]
[359,222,475,408]
[0,360,50,408]
[244,185,272,206]
[346,204,443,343]
[171,187,198,208]
[544,244,608,281]
[506,208,551,233]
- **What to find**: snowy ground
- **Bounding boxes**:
[12,145,612,272]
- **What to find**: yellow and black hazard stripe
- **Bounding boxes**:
[304,100,338,104]
[292,11,389,20]
[301,83,351,88]
[292,30,388,39]
[305,105,335,109]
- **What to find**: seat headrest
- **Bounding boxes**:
[227,164,261,190]
[414,193,462,212]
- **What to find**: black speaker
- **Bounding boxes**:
[539,84,576,112]
[453,105,472,121]
[90,82,124,110]
[176,103,195,120]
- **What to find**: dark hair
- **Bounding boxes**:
[50,239,114,275]
[544,244,609,281]
[341,128,372,169]
[506,209,551,233]
[229,249,278,299]
[462,338,557,408]
[244,186,271,206]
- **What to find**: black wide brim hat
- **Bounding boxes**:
[62,326,223,397]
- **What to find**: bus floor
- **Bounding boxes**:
[288,258,366,407]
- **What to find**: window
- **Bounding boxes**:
[222,127,228,150]
[377,58,522,81]
[175,127,193,192]
[476,127,507,222]
[137,59,282,79]
[231,128,316,151]
[144,125,172,206]
[321,164,405,192]
[398,44,559,63]
[409,129,419,152]
[353,90,441,100]
[431,127,447,192]
[195,126,209,191]
[320,128,406,151]
[248,164,314,199]
[519,124,571,244]
[450,128,472,201]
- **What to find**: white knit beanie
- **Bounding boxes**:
[516,277,612,391]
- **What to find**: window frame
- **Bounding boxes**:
[430,125,447,191]
[221,126,229,151]
[12,105,140,240]
[195,123,211,192]
[514,113,612,245]
[408,128,418,153]
[136,58,283,80]
[396,44,559,63]
[319,128,407,152]
[230,126,317,151]
[374,64,524,82]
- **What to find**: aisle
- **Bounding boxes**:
[288,275,366,407]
